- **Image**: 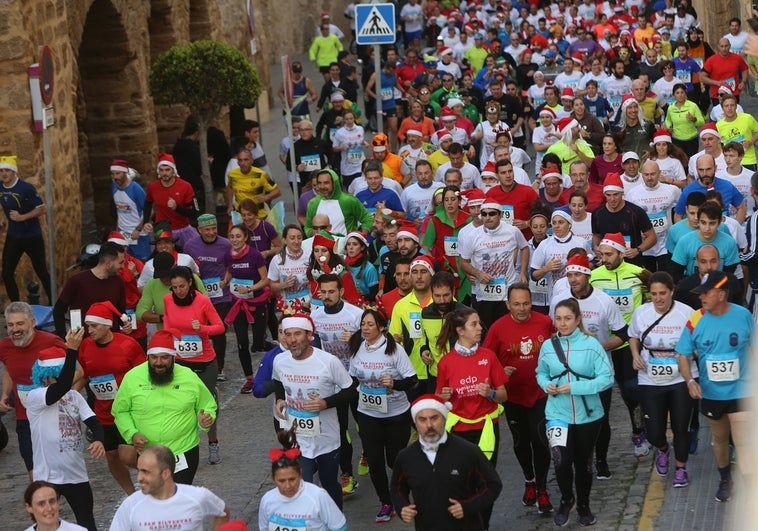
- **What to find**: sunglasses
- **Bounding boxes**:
[481,210,501,217]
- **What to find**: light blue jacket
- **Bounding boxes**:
[536,328,614,425]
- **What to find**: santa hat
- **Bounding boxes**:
[439,46,453,56]
[699,122,721,140]
[440,106,456,121]
[85,300,127,327]
[0,155,18,173]
[110,159,129,173]
[539,107,557,119]
[446,97,464,108]
[397,224,419,243]
[406,129,423,138]
[410,255,435,274]
[106,231,129,247]
[282,313,315,333]
[561,87,575,100]
[411,394,451,419]
[434,130,453,144]
[156,153,177,173]
[571,52,584,64]
[542,170,563,182]
[599,232,628,253]
[651,129,672,146]
[461,188,486,207]
[346,231,368,248]
[556,117,579,134]
[31,346,68,387]
[620,94,638,111]
[565,254,592,275]
[481,161,497,178]
[147,329,181,356]
[718,85,733,96]
[480,202,503,212]
[320,11,330,19]
[603,172,624,193]
[313,231,336,252]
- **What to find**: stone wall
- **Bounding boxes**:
[0,0,352,304]
[692,0,742,45]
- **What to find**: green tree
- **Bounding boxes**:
[150,40,261,211]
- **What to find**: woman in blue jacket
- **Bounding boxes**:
[536,298,613,527]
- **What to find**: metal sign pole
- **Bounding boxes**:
[374,45,383,135]
[281,55,299,222]
[43,120,56,302]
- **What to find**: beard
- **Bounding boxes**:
[148,361,175,385]
[10,328,34,347]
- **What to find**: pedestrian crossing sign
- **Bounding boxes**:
[356,3,396,45]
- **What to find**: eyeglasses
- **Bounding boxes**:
[419,90,430,95]
[480,210,501,217]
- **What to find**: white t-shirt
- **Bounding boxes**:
[349,336,416,418]
[110,484,227,531]
[473,120,509,169]
[311,303,363,370]
[530,234,593,300]
[401,182,445,221]
[652,77,679,107]
[601,76,633,112]
[653,156,687,183]
[550,287,627,351]
[26,388,95,485]
[268,252,311,309]
[724,31,749,53]
[272,348,354,459]
[332,125,366,177]
[258,480,347,531]
[579,72,609,91]
[434,161,480,189]
[553,71,583,93]
[571,213,593,242]
[349,176,403,197]
[629,300,699,386]
[459,221,527,301]
[717,166,755,217]
[625,183,681,256]
[138,253,199,288]
[710,102,745,122]
[688,151,726,179]
[25,521,86,531]
[400,3,424,33]
[621,174,644,194]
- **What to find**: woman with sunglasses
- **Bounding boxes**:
[258,426,347,531]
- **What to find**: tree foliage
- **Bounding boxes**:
[150,40,262,210]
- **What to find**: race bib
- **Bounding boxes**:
[444,236,459,256]
[409,311,422,339]
[202,276,223,299]
[359,384,388,413]
[230,277,254,299]
[609,95,622,110]
[605,287,633,315]
[724,77,736,90]
[648,211,670,233]
[501,205,514,224]
[16,384,34,408]
[269,514,306,531]
[88,374,118,400]
[647,356,679,384]
[694,57,704,68]
[675,69,691,84]
[301,154,321,172]
[329,128,337,143]
[288,408,321,437]
[706,353,740,382]
[480,278,506,301]
[381,87,394,101]
[347,147,364,164]
[531,276,549,295]
[546,419,569,448]
[125,309,137,329]
[175,452,189,473]
[174,335,203,358]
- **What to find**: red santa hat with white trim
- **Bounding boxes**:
[106,231,129,247]
[556,116,579,134]
[699,122,721,140]
[110,159,129,173]
[599,232,628,253]
[411,394,452,419]
[85,300,128,327]
[147,328,181,356]
[620,94,638,111]
[651,129,672,146]
[156,153,177,173]
[603,172,624,193]
[565,254,592,275]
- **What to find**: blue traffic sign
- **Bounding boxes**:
[356,3,396,45]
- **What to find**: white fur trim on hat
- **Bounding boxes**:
[565,263,592,275]
[282,316,314,332]
[84,315,113,327]
[406,129,423,137]
[397,229,419,243]
[110,165,129,173]
[480,202,503,212]
[599,236,627,253]
[410,257,435,274]
[411,394,452,419]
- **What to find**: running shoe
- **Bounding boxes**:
[522,481,537,506]
[715,479,732,502]
[375,504,394,523]
[216,371,227,382]
[595,460,612,480]
[632,433,650,458]
[689,427,699,454]
[358,453,370,476]
[208,442,222,464]
[655,447,669,476]
[537,487,553,514]
[240,377,253,394]
[577,505,597,527]
[341,474,358,495]
[673,468,689,488]
[554,497,575,527]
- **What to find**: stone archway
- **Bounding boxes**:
[76,0,156,233]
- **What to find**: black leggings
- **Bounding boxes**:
[504,398,551,488]
[2,234,52,301]
[595,387,612,463]
[56,481,96,531]
[611,347,644,435]
[357,410,412,504]
[172,445,200,485]
[639,382,693,463]
[552,419,602,507]
[337,401,354,477]
[473,299,508,331]
[232,304,267,376]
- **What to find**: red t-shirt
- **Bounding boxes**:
[482,312,555,407]
[485,183,540,239]
[145,177,196,229]
[558,183,606,213]
[0,331,66,420]
[378,288,404,321]
[703,53,748,98]
[435,346,508,431]
[77,333,146,424]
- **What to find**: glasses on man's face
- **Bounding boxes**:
[481,210,501,217]
[420,90,430,95]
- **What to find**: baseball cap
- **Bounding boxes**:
[691,271,729,294]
